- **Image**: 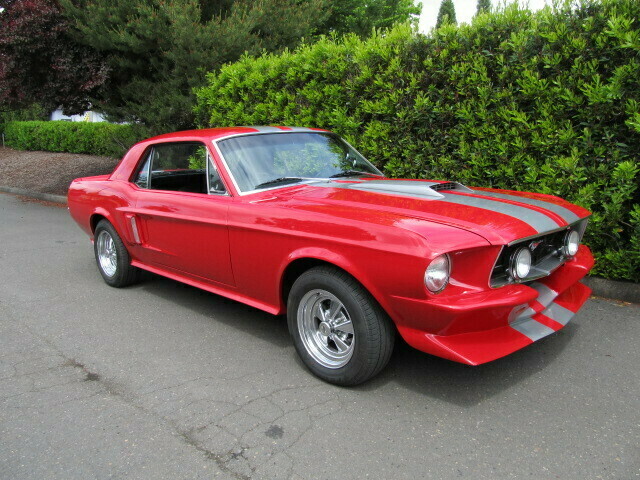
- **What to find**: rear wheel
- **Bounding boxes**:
[94,219,141,287]
[287,266,394,386]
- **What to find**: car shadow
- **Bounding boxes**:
[134,272,576,405]
[356,325,577,406]
[137,273,291,348]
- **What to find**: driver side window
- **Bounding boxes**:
[133,142,226,195]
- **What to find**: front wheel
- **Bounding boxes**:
[94,219,141,287]
[287,266,395,386]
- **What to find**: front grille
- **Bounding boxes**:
[490,219,588,287]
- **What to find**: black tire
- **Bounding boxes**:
[93,219,141,287]
[287,266,395,386]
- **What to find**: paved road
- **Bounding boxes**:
[0,192,638,480]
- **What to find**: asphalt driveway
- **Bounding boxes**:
[0,192,638,480]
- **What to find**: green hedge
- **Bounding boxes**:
[4,120,146,157]
[195,1,640,282]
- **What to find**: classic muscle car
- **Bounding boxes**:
[68,126,594,385]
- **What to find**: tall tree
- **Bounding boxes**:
[436,0,457,28]
[60,0,331,132]
[476,0,491,16]
[0,0,107,115]
[320,0,422,37]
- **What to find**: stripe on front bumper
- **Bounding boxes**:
[509,282,577,341]
[510,317,557,341]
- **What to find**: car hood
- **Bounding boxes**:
[282,179,590,245]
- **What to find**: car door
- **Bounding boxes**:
[130,141,235,287]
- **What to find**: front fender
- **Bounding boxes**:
[277,246,409,321]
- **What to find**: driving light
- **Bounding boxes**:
[425,254,450,293]
[563,229,580,257]
[510,247,532,280]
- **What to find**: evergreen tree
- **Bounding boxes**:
[476,0,491,16]
[436,0,457,28]
[59,0,331,132]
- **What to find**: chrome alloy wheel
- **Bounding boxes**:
[96,230,117,277]
[297,289,355,369]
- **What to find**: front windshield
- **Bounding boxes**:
[216,132,383,193]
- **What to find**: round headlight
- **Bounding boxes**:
[425,254,450,293]
[563,230,580,257]
[510,247,532,280]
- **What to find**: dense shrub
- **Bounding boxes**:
[4,120,147,157]
[0,104,49,138]
[195,1,640,282]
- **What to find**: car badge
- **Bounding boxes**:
[530,240,543,251]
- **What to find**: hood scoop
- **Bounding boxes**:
[342,179,472,199]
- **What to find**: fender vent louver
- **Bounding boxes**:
[430,182,458,191]
[430,182,472,193]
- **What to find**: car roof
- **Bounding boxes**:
[145,126,330,143]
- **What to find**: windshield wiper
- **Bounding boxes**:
[254,177,303,190]
[329,170,378,178]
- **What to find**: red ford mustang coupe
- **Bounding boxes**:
[68,126,594,385]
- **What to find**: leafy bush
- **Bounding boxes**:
[195,1,640,282]
[4,120,147,157]
[0,104,49,137]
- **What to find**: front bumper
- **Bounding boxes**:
[392,245,594,365]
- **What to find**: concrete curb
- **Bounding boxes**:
[0,186,67,204]
[1,185,637,304]
[582,276,640,305]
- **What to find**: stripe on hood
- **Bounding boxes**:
[316,179,566,235]
[470,189,579,224]
[440,191,562,233]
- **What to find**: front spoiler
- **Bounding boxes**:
[394,245,594,365]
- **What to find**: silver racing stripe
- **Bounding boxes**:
[313,180,563,234]
[542,303,575,326]
[510,297,574,341]
[510,317,556,341]
[440,192,561,233]
[530,282,558,308]
[242,126,281,132]
[472,190,579,224]
[242,126,314,133]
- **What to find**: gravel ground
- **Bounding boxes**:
[0,147,119,196]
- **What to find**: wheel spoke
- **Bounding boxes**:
[331,334,350,353]
[333,318,354,335]
[312,302,324,323]
[327,300,342,322]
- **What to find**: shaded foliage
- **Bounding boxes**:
[4,120,147,156]
[0,103,48,133]
[195,1,640,281]
[320,0,421,37]
[476,0,491,16]
[0,0,107,115]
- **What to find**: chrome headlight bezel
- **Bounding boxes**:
[510,247,532,280]
[563,229,580,257]
[424,254,451,294]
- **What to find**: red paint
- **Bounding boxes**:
[68,127,595,366]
